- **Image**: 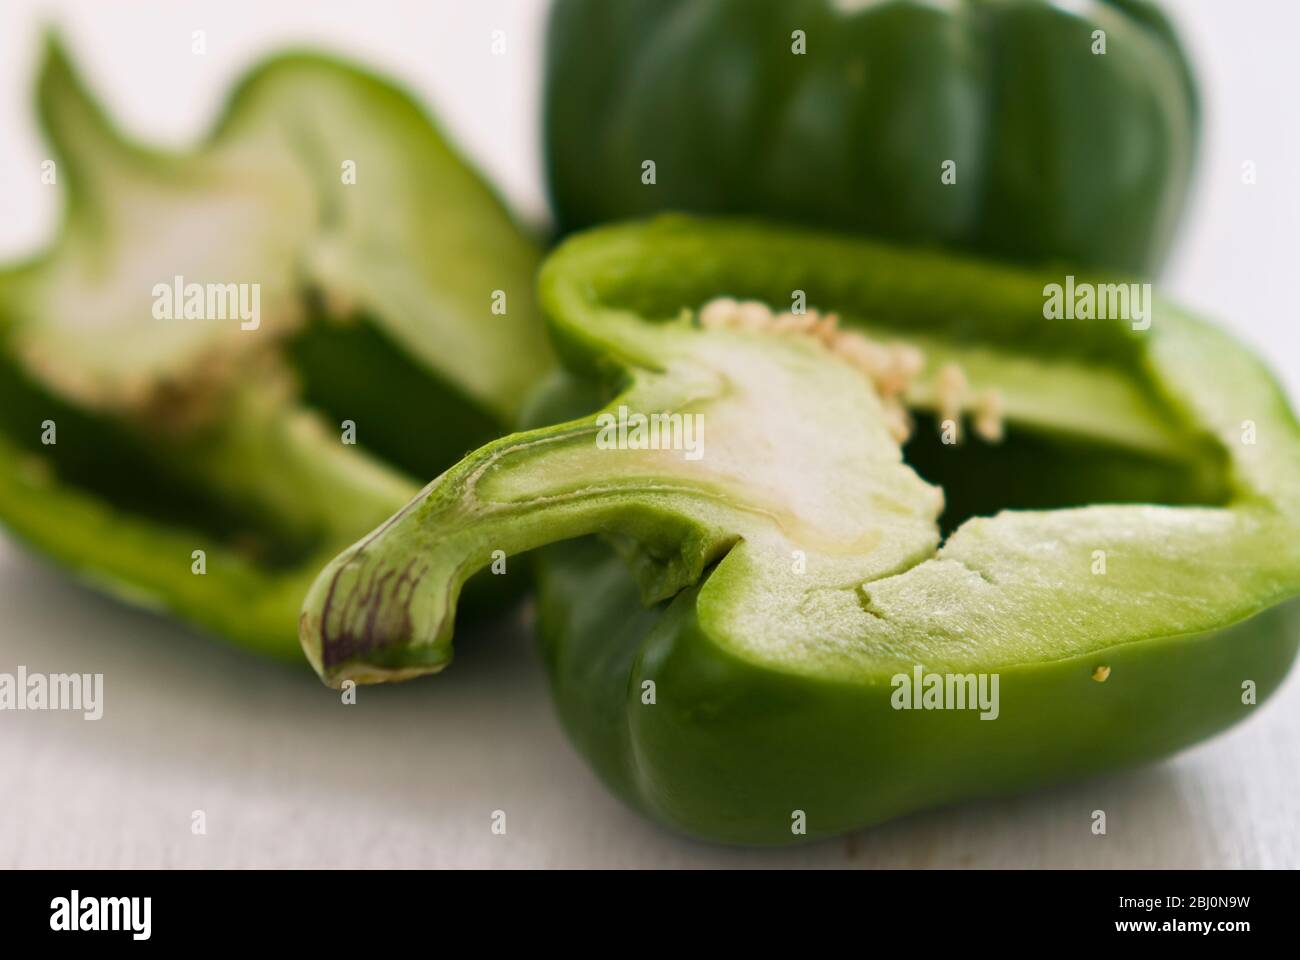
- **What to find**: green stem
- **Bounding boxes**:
[298,411,741,686]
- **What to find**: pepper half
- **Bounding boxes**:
[544,0,1199,276]
[0,38,552,658]
[300,216,1300,842]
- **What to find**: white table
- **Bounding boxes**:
[1,0,1298,868]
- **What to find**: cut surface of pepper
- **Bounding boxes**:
[299,217,1300,842]
[0,37,553,657]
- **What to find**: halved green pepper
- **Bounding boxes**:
[544,0,1198,275]
[0,38,552,658]
[300,217,1300,842]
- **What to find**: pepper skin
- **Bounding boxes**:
[544,0,1199,276]
[0,38,552,658]
[300,217,1300,842]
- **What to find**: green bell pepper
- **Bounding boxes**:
[300,216,1300,843]
[544,0,1198,276]
[0,38,552,658]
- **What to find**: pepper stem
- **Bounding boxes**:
[297,402,743,686]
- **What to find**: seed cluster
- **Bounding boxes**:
[697,297,1004,444]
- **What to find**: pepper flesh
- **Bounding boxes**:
[302,216,1300,842]
[0,38,552,658]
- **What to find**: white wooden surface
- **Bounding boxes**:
[1,0,1298,868]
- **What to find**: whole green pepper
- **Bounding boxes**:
[544,0,1198,276]
[301,217,1300,843]
[0,38,552,658]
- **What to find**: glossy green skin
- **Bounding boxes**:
[544,0,1198,275]
[538,539,1300,844]
[524,362,1300,844]
[301,217,1300,844]
[528,227,1298,843]
[0,39,549,658]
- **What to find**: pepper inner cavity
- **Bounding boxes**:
[694,296,1231,536]
[699,295,1004,446]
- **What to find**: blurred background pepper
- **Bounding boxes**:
[544,0,1199,276]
